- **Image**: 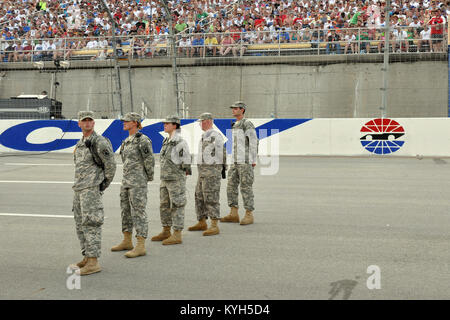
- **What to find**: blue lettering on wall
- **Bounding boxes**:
[0,119,311,152]
[0,120,81,151]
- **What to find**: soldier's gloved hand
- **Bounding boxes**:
[148,175,154,182]
[185,168,192,176]
[222,166,226,179]
[99,180,108,192]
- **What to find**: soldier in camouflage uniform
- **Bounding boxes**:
[70,111,116,276]
[151,115,192,245]
[111,112,155,258]
[221,101,258,225]
[188,113,227,236]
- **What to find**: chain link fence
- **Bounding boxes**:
[0,25,447,119]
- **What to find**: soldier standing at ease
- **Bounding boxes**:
[111,112,155,258]
[151,115,192,245]
[70,111,116,275]
[188,113,227,236]
[221,101,258,225]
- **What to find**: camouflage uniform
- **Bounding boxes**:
[227,109,258,212]
[159,123,192,231]
[195,126,227,221]
[120,130,155,239]
[73,115,116,259]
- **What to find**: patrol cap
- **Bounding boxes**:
[121,112,142,122]
[197,112,213,121]
[162,115,181,125]
[78,110,95,121]
[230,101,247,109]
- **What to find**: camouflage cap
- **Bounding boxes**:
[197,112,213,121]
[78,110,95,121]
[121,112,142,122]
[230,101,247,109]
[163,115,181,125]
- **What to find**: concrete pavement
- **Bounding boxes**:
[0,153,449,299]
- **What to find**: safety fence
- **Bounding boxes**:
[0,25,447,63]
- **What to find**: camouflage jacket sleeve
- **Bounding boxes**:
[243,120,258,164]
[179,139,192,175]
[95,136,116,189]
[139,135,155,181]
[222,141,228,171]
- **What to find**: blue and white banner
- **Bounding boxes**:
[1,118,450,157]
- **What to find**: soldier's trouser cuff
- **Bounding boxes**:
[135,230,148,238]
[122,226,133,233]
[83,226,102,258]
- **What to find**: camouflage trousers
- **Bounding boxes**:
[160,179,186,231]
[195,175,221,221]
[120,185,148,238]
[227,164,255,212]
[73,186,104,258]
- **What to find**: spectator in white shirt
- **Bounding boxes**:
[178,35,191,57]
[86,38,99,49]
[418,24,432,52]
[409,16,421,28]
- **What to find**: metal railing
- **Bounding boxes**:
[0,25,446,63]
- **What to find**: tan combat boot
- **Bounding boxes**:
[125,236,146,258]
[203,219,220,236]
[162,229,182,245]
[220,207,240,223]
[240,210,254,225]
[69,256,88,270]
[79,257,101,276]
[111,231,133,251]
[188,218,207,231]
[151,226,171,241]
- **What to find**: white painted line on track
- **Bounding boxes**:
[0,180,122,185]
[4,163,74,166]
[2,163,160,167]
[0,213,73,219]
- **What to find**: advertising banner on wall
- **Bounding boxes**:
[1,118,450,157]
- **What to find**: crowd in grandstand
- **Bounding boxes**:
[0,0,448,62]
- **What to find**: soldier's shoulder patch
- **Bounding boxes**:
[245,120,255,129]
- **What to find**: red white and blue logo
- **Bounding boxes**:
[360,118,405,155]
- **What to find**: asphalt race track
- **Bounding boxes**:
[0,153,449,300]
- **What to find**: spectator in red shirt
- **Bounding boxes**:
[254,15,265,28]
[427,9,444,52]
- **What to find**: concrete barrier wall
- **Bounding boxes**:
[0,60,446,119]
[1,118,450,157]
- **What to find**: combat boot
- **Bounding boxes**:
[220,207,240,223]
[240,210,254,225]
[203,219,220,236]
[188,218,207,231]
[69,256,88,270]
[151,226,171,241]
[162,229,182,245]
[125,236,146,258]
[111,231,133,251]
[79,257,101,276]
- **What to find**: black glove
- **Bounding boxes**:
[99,180,108,192]
[222,166,226,179]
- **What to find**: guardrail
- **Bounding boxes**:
[0,25,446,63]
